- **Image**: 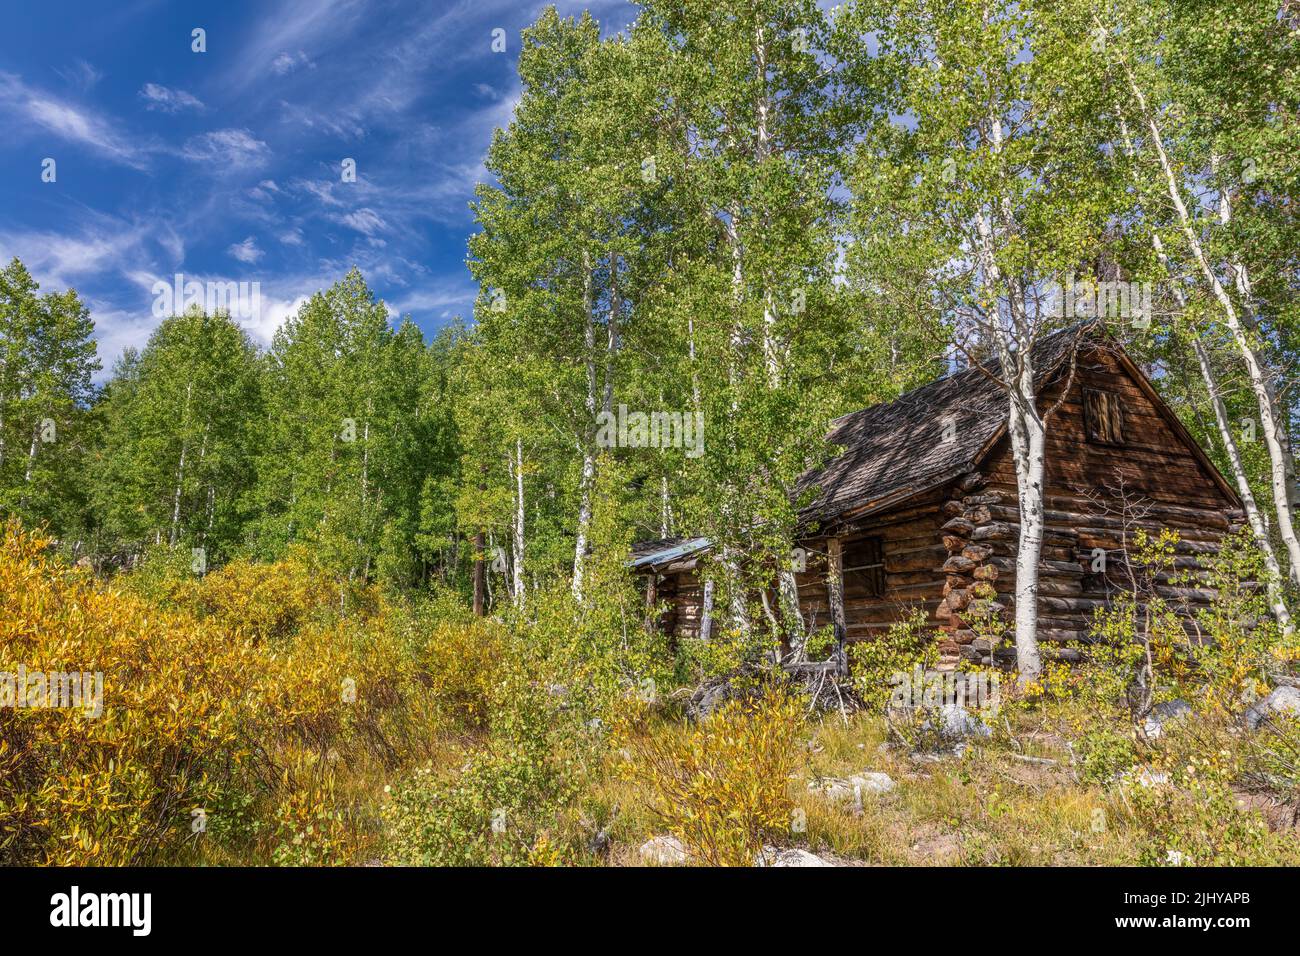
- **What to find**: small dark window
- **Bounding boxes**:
[841,536,885,599]
[1084,387,1125,445]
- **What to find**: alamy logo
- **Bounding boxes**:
[888,664,1000,714]
[152,273,262,321]
[1045,274,1152,324]
[595,405,704,458]
[50,886,151,936]
[0,666,103,718]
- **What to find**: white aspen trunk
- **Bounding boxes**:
[778,567,805,660]
[700,577,715,642]
[169,441,188,547]
[825,537,848,672]
[720,204,747,632]
[572,450,594,601]
[511,437,525,606]
[361,418,370,500]
[721,544,750,640]
[686,313,702,416]
[1117,115,1291,626]
[752,25,781,389]
[1214,155,1261,321]
[724,208,746,392]
[1006,385,1046,688]
[602,256,620,417]
[23,421,39,484]
[974,87,1045,687]
[193,422,211,543]
[1127,70,1300,583]
[486,531,498,612]
[1191,336,1292,628]
[1214,161,1300,590]
[572,254,598,601]
[660,475,672,538]
[1154,233,1291,627]
[762,290,781,389]
[169,381,194,547]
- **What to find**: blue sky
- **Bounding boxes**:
[0,0,634,375]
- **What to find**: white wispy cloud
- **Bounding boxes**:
[139,82,205,113]
[385,277,476,320]
[224,0,362,93]
[181,128,271,169]
[276,98,367,140]
[341,208,386,236]
[52,59,104,93]
[0,218,154,290]
[292,177,345,206]
[0,71,149,169]
[248,179,281,202]
[271,50,315,74]
[228,236,265,263]
[279,227,306,245]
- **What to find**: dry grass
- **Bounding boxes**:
[593,706,1299,867]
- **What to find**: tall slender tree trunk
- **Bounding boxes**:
[573,254,599,601]
[1006,384,1046,687]
[659,475,672,538]
[572,449,595,601]
[1126,69,1300,583]
[22,420,40,484]
[573,252,621,602]
[169,381,194,547]
[752,25,782,389]
[472,529,486,617]
[1116,114,1291,627]
[1190,335,1292,628]
[700,578,715,642]
[778,565,805,660]
[511,437,525,606]
[975,129,1045,688]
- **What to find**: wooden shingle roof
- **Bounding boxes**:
[794,326,1090,528]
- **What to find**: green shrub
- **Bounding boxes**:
[850,610,939,713]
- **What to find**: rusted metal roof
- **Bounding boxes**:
[629,536,712,569]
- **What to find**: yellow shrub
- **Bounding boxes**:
[417,618,506,732]
[0,521,424,866]
[194,549,368,642]
[625,689,803,866]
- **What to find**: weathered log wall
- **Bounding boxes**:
[945,346,1241,665]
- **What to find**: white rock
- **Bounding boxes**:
[939,703,993,738]
[1243,686,1300,730]
[807,772,894,814]
[807,777,857,804]
[639,835,689,866]
[921,703,992,743]
[1144,699,1193,739]
[755,846,833,867]
[851,771,896,794]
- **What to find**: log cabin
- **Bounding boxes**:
[631,325,1244,669]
